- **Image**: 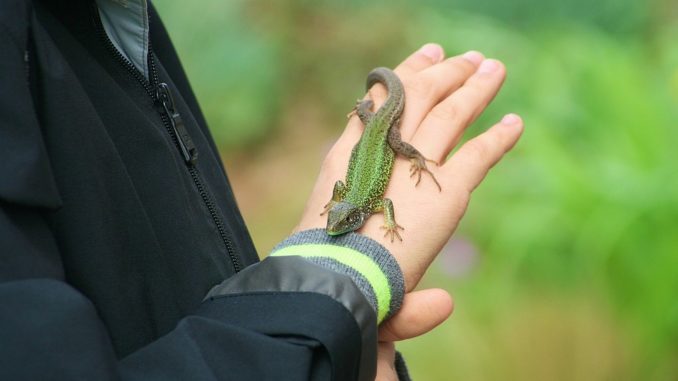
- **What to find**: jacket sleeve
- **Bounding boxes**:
[0,5,401,379]
[0,203,380,381]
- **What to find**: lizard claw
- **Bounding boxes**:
[380,224,404,243]
[409,157,442,192]
[320,201,333,216]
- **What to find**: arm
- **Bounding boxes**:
[0,202,380,380]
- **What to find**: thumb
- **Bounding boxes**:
[379,288,454,342]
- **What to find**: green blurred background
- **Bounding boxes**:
[154,1,678,379]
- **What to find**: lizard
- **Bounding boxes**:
[322,67,441,242]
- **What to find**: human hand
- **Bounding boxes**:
[295,43,523,291]
[375,288,454,380]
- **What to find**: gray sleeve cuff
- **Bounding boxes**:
[271,228,405,322]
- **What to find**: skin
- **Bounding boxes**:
[296,43,524,380]
[323,67,440,242]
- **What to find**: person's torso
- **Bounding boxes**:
[29,0,259,356]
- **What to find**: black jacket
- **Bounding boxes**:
[0,1,381,379]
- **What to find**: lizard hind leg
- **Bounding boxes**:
[409,156,442,191]
[321,180,347,215]
[347,99,375,125]
[387,123,442,192]
[375,198,404,243]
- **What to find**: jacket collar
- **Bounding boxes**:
[95,0,149,79]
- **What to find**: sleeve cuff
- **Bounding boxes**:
[270,228,404,323]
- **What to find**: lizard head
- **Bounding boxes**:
[326,201,368,235]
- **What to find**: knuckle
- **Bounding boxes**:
[450,56,476,73]
[442,180,473,217]
[449,178,474,207]
[404,76,435,99]
[381,319,405,341]
[409,53,436,68]
[458,183,473,205]
[464,138,491,162]
[429,102,463,123]
[456,191,473,215]
[467,132,504,165]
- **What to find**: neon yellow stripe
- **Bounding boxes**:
[271,244,390,322]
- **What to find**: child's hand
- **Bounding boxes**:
[297,43,523,292]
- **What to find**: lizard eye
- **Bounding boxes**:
[347,214,361,225]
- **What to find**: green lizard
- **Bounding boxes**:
[322,67,441,242]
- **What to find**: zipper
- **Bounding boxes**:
[156,83,197,164]
[92,7,241,272]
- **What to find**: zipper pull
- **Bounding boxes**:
[156,82,198,165]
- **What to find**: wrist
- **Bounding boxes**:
[270,228,405,323]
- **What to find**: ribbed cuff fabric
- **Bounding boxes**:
[270,229,404,323]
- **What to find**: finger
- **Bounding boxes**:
[395,43,445,76]
[412,58,507,163]
[365,43,448,111]
[444,114,524,193]
[398,51,485,141]
[375,342,397,381]
[379,288,454,342]
[335,44,446,155]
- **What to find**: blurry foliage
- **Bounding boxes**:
[155,0,678,379]
[154,1,282,148]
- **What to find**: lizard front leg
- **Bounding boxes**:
[374,198,404,242]
[387,122,442,191]
[321,180,347,215]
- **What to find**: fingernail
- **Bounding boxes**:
[418,43,444,63]
[462,50,484,66]
[501,113,520,125]
[478,59,500,74]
